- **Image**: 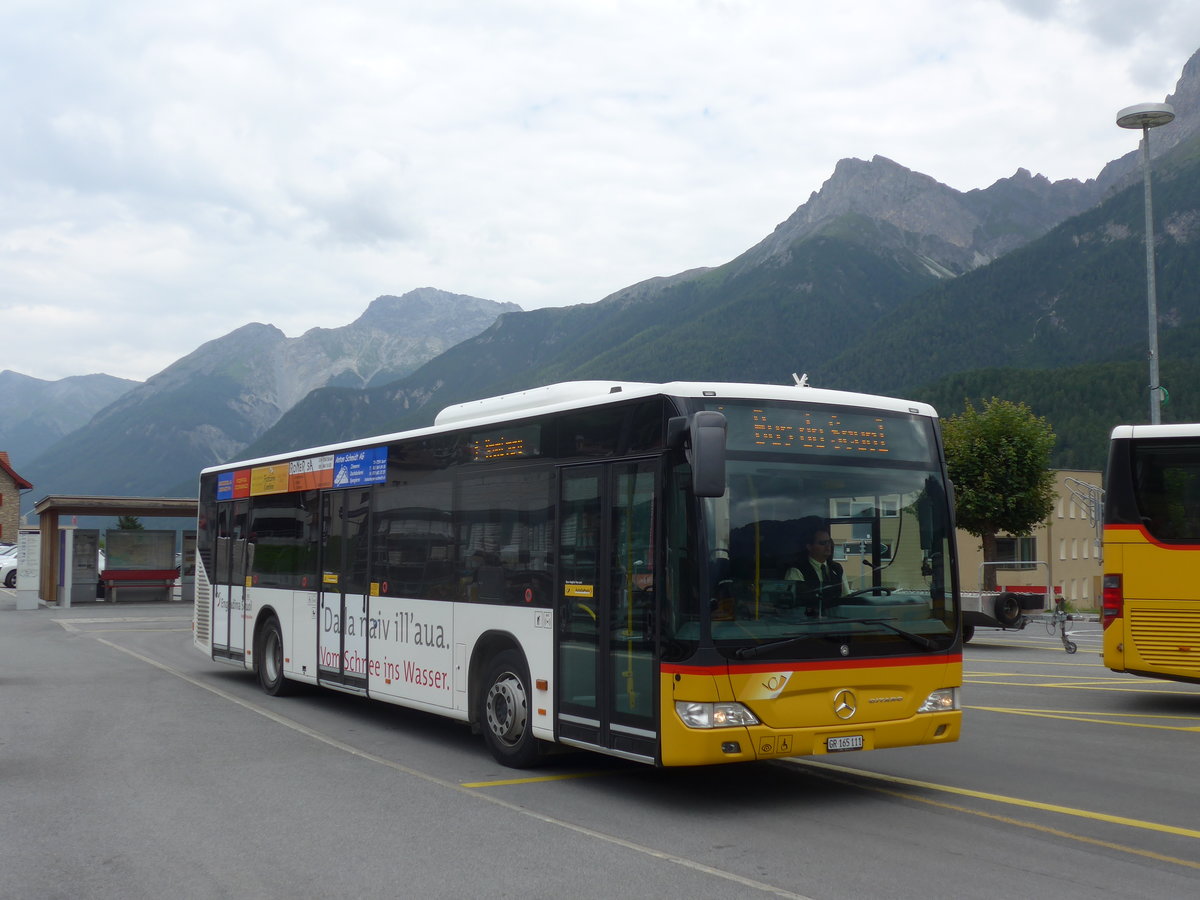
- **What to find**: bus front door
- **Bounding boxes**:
[317,490,370,689]
[557,462,659,762]
[212,499,248,661]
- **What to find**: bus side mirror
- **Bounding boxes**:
[667,413,727,497]
[689,411,727,498]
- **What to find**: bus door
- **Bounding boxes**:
[212,500,249,660]
[557,461,659,761]
[317,489,371,689]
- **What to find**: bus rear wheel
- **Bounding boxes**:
[257,616,294,697]
[480,650,541,768]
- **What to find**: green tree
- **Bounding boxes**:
[116,515,144,530]
[942,398,1056,590]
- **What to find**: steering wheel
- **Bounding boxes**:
[842,587,894,600]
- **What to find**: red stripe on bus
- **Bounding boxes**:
[1104,523,1200,551]
[662,654,961,677]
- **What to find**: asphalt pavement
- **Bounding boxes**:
[3,592,1198,900]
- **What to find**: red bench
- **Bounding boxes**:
[100,568,179,603]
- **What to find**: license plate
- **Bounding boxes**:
[827,735,864,752]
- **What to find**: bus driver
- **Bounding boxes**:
[785,525,847,613]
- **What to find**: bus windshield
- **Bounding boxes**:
[661,399,958,660]
[1123,438,1200,543]
[701,457,956,659]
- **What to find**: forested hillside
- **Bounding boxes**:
[918,321,1200,469]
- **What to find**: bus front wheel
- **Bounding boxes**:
[257,616,294,697]
[480,650,541,768]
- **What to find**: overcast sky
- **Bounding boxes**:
[2,1,1198,382]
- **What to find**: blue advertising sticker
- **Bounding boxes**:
[332,446,388,487]
[216,471,236,501]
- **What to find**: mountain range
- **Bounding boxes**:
[8,47,1200,504]
[15,289,517,498]
[0,370,138,464]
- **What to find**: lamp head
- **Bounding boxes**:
[1117,102,1175,130]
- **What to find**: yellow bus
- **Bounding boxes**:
[1103,424,1200,684]
[193,380,962,767]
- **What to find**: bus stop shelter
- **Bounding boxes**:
[31,495,198,605]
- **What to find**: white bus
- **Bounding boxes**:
[194,380,963,767]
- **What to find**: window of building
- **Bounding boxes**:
[995,536,1037,569]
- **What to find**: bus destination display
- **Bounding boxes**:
[750,409,887,453]
[711,402,932,462]
[469,424,540,462]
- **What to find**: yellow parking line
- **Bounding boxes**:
[790,761,1200,871]
[973,706,1200,720]
[964,678,1185,693]
[967,660,1106,669]
[962,679,1057,686]
[967,705,1200,732]
[965,672,1087,678]
[462,771,613,788]
[791,757,1200,841]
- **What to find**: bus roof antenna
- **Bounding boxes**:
[792,373,809,388]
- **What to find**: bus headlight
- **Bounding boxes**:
[917,688,959,713]
[675,701,760,729]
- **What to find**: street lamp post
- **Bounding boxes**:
[1117,102,1175,425]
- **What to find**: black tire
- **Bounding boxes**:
[479,649,542,768]
[3,570,15,588]
[962,624,975,644]
[994,592,1022,628]
[257,616,294,696]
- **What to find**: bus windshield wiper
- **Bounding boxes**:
[733,618,937,659]
[829,618,937,650]
[733,633,814,660]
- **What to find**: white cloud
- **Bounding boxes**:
[0,0,1196,380]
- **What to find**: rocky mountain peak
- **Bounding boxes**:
[747,155,968,260]
[353,288,521,332]
[1160,48,1200,151]
[740,153,1101,278]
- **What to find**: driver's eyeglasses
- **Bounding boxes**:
[813,539,834,546]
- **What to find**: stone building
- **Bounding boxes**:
[0,451,34,543]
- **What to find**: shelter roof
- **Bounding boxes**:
[33,495,197,518]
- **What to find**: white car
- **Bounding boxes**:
[1,550,16,588]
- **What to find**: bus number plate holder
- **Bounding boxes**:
[827,735,864,752]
